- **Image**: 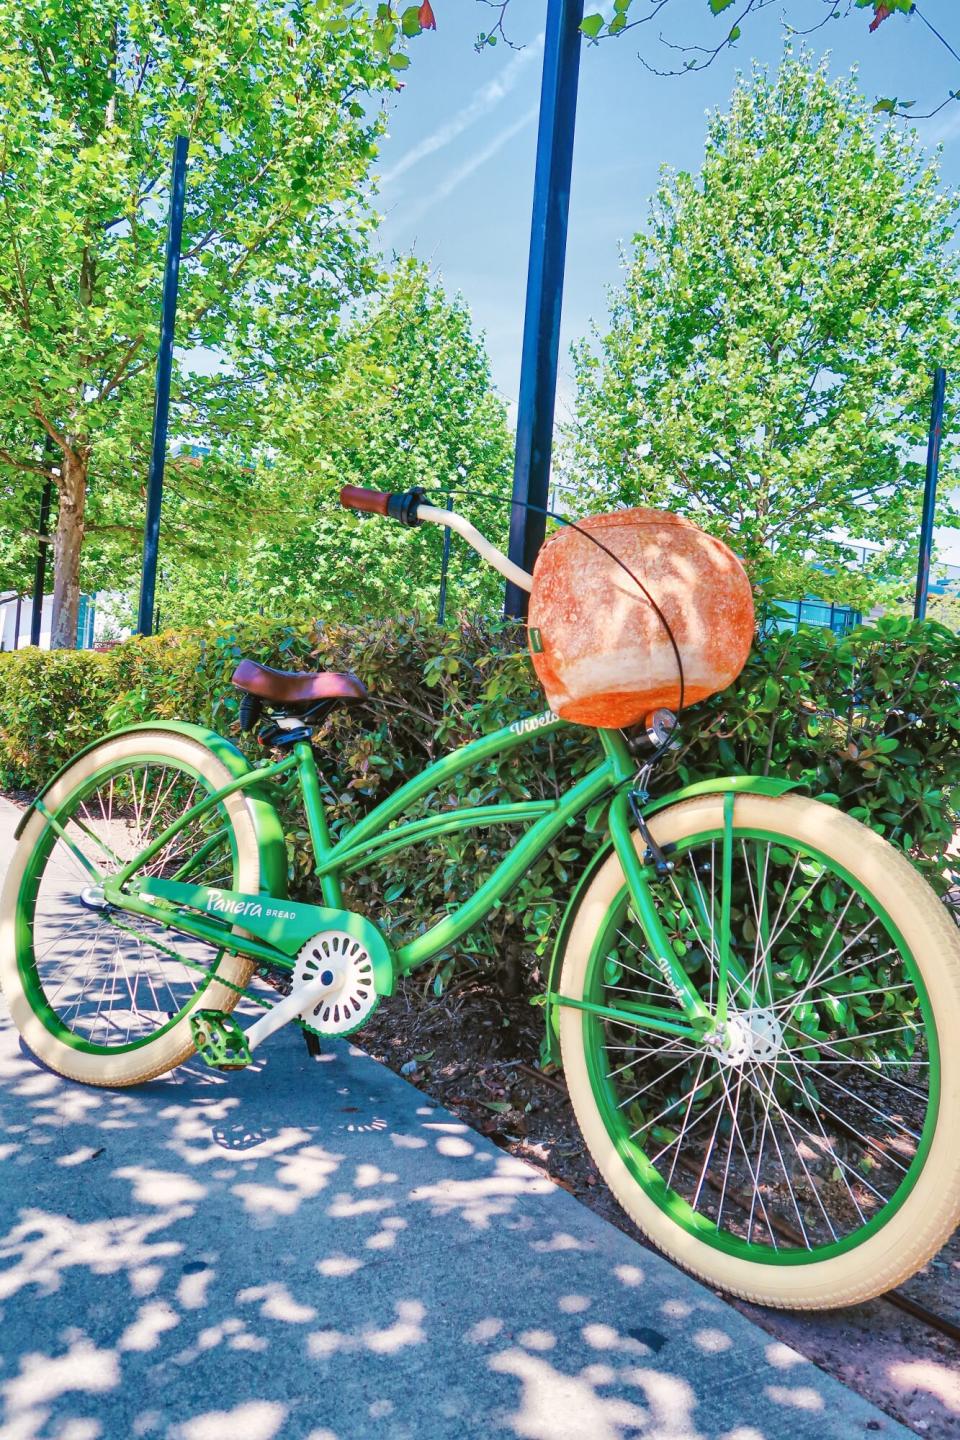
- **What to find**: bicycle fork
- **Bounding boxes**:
[608,788,750,1039]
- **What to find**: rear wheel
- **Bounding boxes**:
[558,793,960,1309]
[0,730,263,1087]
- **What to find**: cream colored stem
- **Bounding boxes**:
[417,503,533,594]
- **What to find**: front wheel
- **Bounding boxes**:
[558,792,960,1309]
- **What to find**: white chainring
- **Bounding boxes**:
[292,931,378,1037]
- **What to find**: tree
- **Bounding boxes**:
[407,3,952,120]
[0,1,402,647]
[562,52,959,606]
[574,0,919,95]
[0,471,45,598]
[146,259,514,626]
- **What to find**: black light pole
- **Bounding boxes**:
[30,471,53,647]
[437,494,453,624]
[137,135,189,636]
[504,0,583,619]
[914,367,947,621]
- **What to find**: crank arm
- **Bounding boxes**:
[243,967,336,1052]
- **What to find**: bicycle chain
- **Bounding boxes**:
[107,913,325,1037]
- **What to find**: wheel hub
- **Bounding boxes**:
[710,1006,783,1067]
[291,931,378,1037]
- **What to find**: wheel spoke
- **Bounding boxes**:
[616,1049,701,1111]
[784,886,860,1002]
[690,1081,727,1212]
[667,871,718,972]
[783,1017,921,1049]
[776,923,888,1019]
[771,1061,899,1198]
[581,817,935,1267]
[606,1039,699,1079]
[788,1063,917,1154]
[628,1068,719,1142]
[715,1063,778,1248]
[742,1065,838,1243]
[648,1083,728,1169]
[665,1052,709,1189]
[22,759,239,1052]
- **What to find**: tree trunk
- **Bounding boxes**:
[49,450,88,650]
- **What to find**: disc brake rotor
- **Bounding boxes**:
[292,931,378,1037]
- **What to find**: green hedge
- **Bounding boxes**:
[1,613,958,988]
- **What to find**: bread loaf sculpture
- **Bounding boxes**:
[527,508,754,729]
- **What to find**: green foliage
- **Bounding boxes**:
[0,472,47,597]
[564,53,960,608]
[854,0,913,16]
[574,0,913,54]
[469,0,907,48]
[670,612,960,891]
[458,0,922,90]
[147,259,513,627]
[2,612,959,993]
[0,648,118,783]
[0,0,400,642]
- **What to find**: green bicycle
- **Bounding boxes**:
[3,485,960,1312]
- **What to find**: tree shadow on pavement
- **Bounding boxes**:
[0,1014,906,1440]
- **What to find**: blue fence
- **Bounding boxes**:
[76,594,96,648]
[772,598,861,636]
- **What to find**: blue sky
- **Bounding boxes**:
[374,0,960,432]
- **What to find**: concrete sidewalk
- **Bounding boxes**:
[0,797,907,1439]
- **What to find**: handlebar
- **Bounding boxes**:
[338,484,533,594]
[339,485,390,517]
[339,485,423,526]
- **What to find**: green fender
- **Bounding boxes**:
[539,774,802,1066]
[15,721,289,901]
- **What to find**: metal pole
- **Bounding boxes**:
[437,494,453,624]
[137,135,189,637]
[30,473,53,647]
[13,592,21,649]
[914,367,946,621]
[504,0,584,619]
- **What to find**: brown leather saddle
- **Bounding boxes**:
[232,658,367,715]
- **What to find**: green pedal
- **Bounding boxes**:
[190,1010,253,1069]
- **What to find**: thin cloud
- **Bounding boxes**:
[926,102,960,147]
[381,34,544,187]
[395,103,540,232]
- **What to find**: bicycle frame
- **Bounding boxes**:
[78,709,720,1041]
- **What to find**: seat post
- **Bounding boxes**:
[294,741,343,908]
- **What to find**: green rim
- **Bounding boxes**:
[15,753,242,1055]
[579,823,940,1266]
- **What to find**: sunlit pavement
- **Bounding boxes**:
[0,797,907,1440]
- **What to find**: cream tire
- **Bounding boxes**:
[558,792,960,1309]
[0,730,262,1088]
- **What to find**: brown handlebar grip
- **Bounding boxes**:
[339,485,390,516]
